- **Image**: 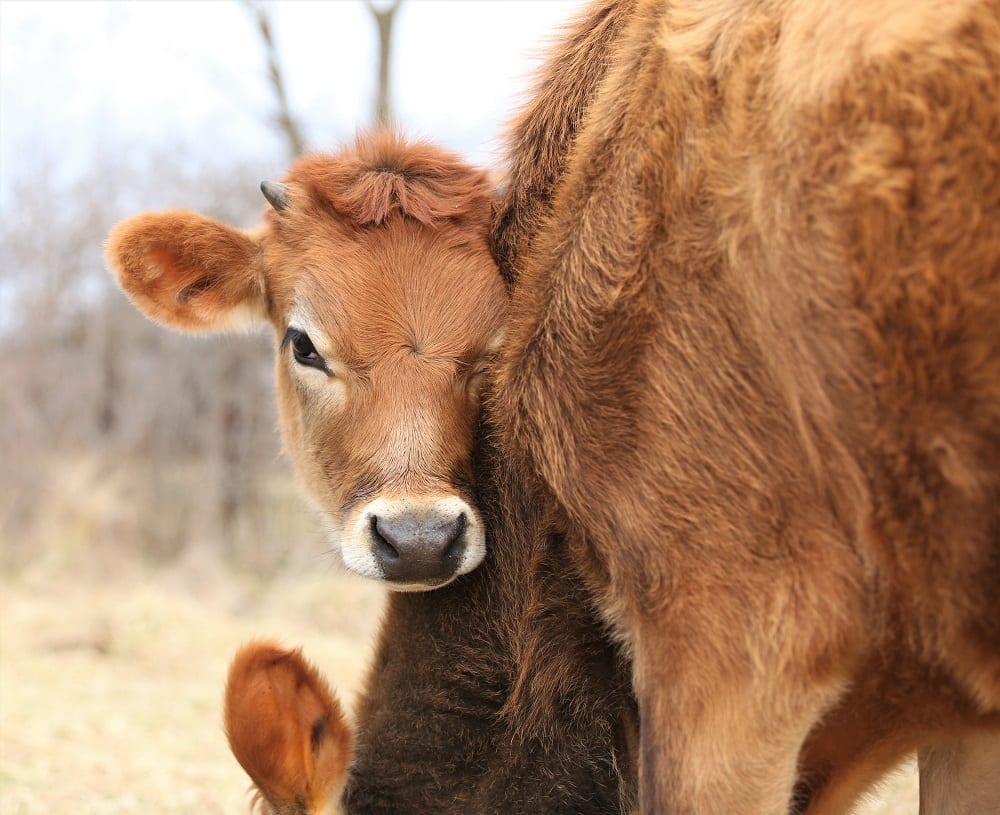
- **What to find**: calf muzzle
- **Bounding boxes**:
[370,510,467,583]
[341,494,486,590]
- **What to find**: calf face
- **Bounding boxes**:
[105,133,506,589]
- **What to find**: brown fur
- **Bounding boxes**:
[107,130,637,813]
[491,0,1000,812]
[340,437,637,814]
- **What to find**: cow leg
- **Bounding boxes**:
[635,688,839,814]
[799,743,916,815]
[628,587,858,815]
[918,730,1000,815]
[799,728,1000,815]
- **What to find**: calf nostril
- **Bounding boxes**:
[444,513,467,561]
[370,515,399,563]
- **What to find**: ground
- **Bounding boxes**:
[0,560,917,814]
[0,557,383,815]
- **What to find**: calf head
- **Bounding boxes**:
[105,133,506,589]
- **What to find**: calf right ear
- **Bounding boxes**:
[104,210,266,333]
[225,640,353,815]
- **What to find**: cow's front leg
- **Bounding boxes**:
[628,561,861,815]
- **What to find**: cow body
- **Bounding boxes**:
[493,0,1000,811]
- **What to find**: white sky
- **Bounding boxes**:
[0,0,585,203]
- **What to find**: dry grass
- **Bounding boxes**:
[0,558,917,814]
[0,560,383,815]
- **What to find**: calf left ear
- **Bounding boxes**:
[104,209,266,333]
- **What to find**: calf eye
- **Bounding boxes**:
[283,328,326,372]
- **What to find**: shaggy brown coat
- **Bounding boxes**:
[491,0,1000,812]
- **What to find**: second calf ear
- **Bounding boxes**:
[225,640,353,815]
[104,209,266,333]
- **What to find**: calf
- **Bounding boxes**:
[105,133,506,589]
[107,127,636,814]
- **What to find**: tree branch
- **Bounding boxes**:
[241,0,306,158]
[364,0,403,127]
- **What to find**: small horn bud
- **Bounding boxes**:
[260,180,289,211]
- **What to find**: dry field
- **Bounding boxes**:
[0,558,384,815]
[0,559,917,814]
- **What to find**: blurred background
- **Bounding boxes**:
[0,1,916,812]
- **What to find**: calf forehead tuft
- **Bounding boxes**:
[284,130,496,229]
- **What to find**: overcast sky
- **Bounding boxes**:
[0,0,585,204]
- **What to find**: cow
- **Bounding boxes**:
[104,132,507,591]
[489,0,1000,812]
[221,1,999,812]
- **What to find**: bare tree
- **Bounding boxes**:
[242,0,404,144]
[0,145,293,574]
[365,0,402,126]
[241,0,306,158]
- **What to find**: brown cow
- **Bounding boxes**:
[491,0,1000,812]
[105,132,506,590]
[222,1,999,812]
